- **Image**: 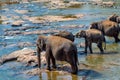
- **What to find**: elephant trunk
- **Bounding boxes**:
[71,63,78,74]
[37,46,41,68]
[116,17,120,23]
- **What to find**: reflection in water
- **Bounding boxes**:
[86,54,104,64]
[39,68,102,80]
[86,54,104,69]
[39,71,74,80]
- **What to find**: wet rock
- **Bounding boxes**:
[4,31,22,36]
[67,1,86,8]
[0,48,35,65]
[90,0,102,5]
[90,1,115,7]
[17,42,35,48]
[45,0,86,9]
[11,20,24,27]
[4,26,40,32]
[14,10,28,14]
[4,29,59,36]
[102,1,115,7]
[0,48,47,67]
[60,25,85,29]
[23,30,60,35]
[1,16,8,21]
[27,14,84,24]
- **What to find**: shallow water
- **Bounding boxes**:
[0,0,120,80]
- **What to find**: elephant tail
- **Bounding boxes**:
[75,50,79,66]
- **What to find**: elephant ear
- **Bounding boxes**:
[80,30,86,37]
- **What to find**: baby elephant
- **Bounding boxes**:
[75,29,106,54]
[36,35,78,74]
[52,31,75,42]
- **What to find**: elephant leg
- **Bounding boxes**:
[88,42,93,53]
[85,40,88,53]
[114,36,120,43]
[97,42,104,54]
[51,55,56,69]
[37,47,41,68]
[46,49,51,70]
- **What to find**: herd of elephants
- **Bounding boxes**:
[36,14,120,74]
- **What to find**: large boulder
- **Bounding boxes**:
[0,48,46,66]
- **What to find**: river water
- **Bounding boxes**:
[0,0,120,80]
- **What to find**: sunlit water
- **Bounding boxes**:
[0,0,120,80]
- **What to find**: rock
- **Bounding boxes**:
[12,20,24,27]
[27,14,84,24]
[23,68,42,76]
[0,1,19,5]
[90,1,115,7]
[4,26,40,32]
[14,10,28,14]
[44,0,86,9]
[17,42,35,48]
[4,29,59,36]
[4,31,22,36]
[60,25,85,29]
[0,48,47,67]
[0,48,35,65]
[102,1,115,7]
[22,30,59,35]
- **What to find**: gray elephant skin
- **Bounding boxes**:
[108,14,120,23]
[90,20,120,43]
[75,29,106,54]
[36,35,78,74]
[52,31,75,42]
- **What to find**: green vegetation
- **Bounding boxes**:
[0,16,2,24]
[0,1,19,5]
[0,20,2,24]
[68,4,82,8]
[63,14,77,18]
[37,17,43,20]
[63,0,70,3]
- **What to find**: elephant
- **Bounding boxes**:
[75,29,106,54]
[90,20,120,43]
[52,31,75,42]
[108,14,120,23]
[36,35,78,74]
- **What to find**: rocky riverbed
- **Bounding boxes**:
[0,0,120,80]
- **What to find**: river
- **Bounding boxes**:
[0,0,120,80]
